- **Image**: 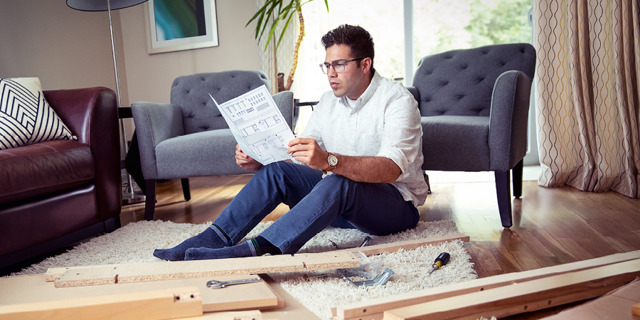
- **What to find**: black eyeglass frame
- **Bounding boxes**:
[319,58,366,74]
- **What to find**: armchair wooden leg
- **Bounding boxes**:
[512,160,524,199]
[494,171,513,228]
[144,180,156,221]
[181,178,191,201]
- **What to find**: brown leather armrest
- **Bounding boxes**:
[44,87,122,221]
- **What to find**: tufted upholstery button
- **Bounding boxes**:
[440,80,449,86]
[460,64,468,70]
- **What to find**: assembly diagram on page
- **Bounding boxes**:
[210,85,294,165]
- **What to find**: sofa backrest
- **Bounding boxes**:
[171,70,271,134]
[412,43,536,117]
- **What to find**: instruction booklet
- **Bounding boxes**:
[209,85,295,165]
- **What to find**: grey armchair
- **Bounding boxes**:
[132,71,294,220]
[408,43,536,228]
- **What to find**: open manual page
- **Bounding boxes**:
[209,85,295,165]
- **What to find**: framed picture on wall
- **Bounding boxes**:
[145,0,219,54]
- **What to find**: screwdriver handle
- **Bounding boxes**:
[428,252,451,275]
[432,252,450,269]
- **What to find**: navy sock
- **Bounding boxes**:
[153,224,229,261]
[254,236,281,255]
[185,241,255,260]
[184,237,281,260]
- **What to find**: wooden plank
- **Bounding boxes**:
[0,286,202,320]
[341,234,470,256]
[0,274,278,314]
[335,250,640,319]
[261,274,321,320]
[382,259,640,320]
[540,279,640,320]
[200,275,278,313]
[45,234,468,284]
[193,310,263,320]
[51,251,359,288]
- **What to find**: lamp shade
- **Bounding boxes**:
[67,0,147,11]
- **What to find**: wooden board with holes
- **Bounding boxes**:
[540,278,640,320]
[49,251,360,288]
[0,274,279,314]
[382,259,640,320]
[334,250,640,320]
[0,286,202,320]
[342,234,470,256]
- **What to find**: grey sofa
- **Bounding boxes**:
[131,71,294,220]
[408,43,536,228]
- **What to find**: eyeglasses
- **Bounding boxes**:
[320,58,365,74]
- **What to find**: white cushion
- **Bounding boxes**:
[0,77,76,150]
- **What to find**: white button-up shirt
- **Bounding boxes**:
[302,72,428,206]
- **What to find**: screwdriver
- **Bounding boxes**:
[428,252,450,275]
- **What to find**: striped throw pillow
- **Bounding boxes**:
[0,77,76,150]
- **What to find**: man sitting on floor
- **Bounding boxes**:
[153,24,428,261]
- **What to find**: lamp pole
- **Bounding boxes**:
[67,0,147,205]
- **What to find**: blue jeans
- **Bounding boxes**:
[213,161,420,254]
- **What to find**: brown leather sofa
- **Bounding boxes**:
[0,87,122,270]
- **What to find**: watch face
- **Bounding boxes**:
[328,154,338,166]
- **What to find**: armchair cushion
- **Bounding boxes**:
[0,78,76,149]
[421,115,490,170]
[155,128,243,178]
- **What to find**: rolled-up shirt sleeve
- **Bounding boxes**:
[377,93,422,179]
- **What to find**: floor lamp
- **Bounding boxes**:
[67,0,147,205]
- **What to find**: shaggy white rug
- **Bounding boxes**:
[14,220,476,319]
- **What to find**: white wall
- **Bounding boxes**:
[119,0,261,105]
[0,0,261,138]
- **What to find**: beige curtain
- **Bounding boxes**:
[255,0,296,94]
[533,0,640,198]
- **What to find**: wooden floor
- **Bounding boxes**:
[120,171,640,318]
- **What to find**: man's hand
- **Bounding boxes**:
[287,137,329,170]
[235,145,263,171]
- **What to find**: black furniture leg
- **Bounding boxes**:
[181,178,191,201]
[512,160,524,198]
[494,170,513,228]
[424,172,432,194]
[144,179,156,221]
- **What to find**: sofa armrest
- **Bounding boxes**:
[488,70,532,170]
[272,91,295,129]
[44,87,121,221]
[131,102,185,180]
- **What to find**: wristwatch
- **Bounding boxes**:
[323,152,338,174]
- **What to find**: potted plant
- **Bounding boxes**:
[247,0,329,92]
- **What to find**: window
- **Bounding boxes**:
[295,0,532,101]
[295,0,405,102]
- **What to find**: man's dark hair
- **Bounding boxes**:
[321,24,375,72]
